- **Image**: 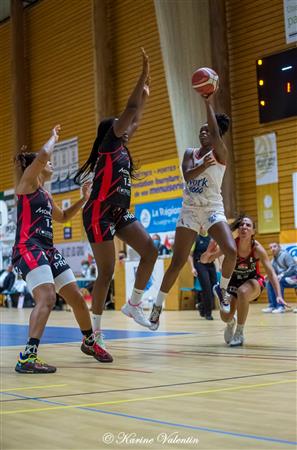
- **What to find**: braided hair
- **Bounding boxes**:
[74,118,137,185]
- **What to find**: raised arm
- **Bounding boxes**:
[113,48,149,138]
[182,149,216,183]
[203,97,227,164]
[17,125,60,192]
[126,76,150,141]
[255,243,284,304]
[52,181,91,223]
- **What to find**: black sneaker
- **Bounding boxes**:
[213,284,231,313]
[149,304,162,330]
[15,353,56,374]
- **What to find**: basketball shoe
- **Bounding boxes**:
[149,304,162,330]
[213,283,231,313]
[81,331,113,362]
[121,301,151,327]
[15,353,56,374]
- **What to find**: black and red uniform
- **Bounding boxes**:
[227,238,265,297]
[83,126,136,243]
[12,188,70,280]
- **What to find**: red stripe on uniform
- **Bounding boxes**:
[17,196,39,270]
[98,154,113,201]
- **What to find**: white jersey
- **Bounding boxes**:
[183,148,225,208]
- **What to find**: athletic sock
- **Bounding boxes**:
[91,314,102,332]
[220,276,230,290]
[130,288,144,305]
[155,291,167,308]
[236,324,244,334]
[82,328,95,346]
[23,337,40,358]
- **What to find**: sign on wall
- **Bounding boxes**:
[283,0,297,44]
[131,158,183,204]
[135,198,182,233]
[125,259,164,308]
[254,133,280,233]
[51,138,79,193]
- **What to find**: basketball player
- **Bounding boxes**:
[13,125,113,374]
[149,93,237,329]
[200,215,285,346]
[74,49,158,333]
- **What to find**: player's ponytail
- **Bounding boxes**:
[14,152,37,172]
[74,118,115,185]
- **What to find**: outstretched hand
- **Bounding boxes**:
[51,124,61,142]
[202,154,216,169]
[141,47,149,81]
[81,180,92,201]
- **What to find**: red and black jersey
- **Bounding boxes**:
[13,187,53,251]
[230,238,264,284]
[88,126,131,209]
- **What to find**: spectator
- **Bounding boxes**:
[189,226,217,320]
[152,234,170,256]
[262,243,297,313]
[0,265,16,293]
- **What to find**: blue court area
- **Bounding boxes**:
[0,324,189,347]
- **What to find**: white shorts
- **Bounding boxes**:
[26,266,76,294]
[176,205,227,233]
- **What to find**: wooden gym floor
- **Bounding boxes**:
[1,304,296,450]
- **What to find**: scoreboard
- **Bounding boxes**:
[256,47,297,123]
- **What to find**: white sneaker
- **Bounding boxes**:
[229,331,244,347]
[261,307,274,313]
[224,317,236,344]
[293,308,297,313]
[121,301,152,328]
[272,307,286,314]
[284,276,297,286]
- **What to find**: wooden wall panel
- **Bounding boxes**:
[108,0,177,166]
[226,0,297,302]
[0,22,13,190]
[226,0,297,232]
[24,0,96,242]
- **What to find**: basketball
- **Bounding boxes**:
[192,67,219,95]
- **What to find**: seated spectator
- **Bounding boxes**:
[262,243,297,313]
[152,234,170,256]
[0,265,16,293]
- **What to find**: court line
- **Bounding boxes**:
[0,384,67,393]
[2,378,295,415]
[1,369,296,403]
[2,391,296,446]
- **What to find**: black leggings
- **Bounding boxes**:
[194,261,217,316]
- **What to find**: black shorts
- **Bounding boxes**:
[12,245,71,282]
[83,200,137,243]
[227,276,266,298]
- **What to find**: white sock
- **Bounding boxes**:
[155,291,167,307]
[92,314,102,332]
[130,288,144,305]
[220,276,230,290]
[236,324,244,334]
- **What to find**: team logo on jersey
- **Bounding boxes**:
[35,206,51,215]
[188,177,208,194]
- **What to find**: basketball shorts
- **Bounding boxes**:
[227,276,266,298]
[176,205,227,233]
[12,246,75,294]
[83,200,137,243]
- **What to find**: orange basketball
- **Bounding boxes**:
[192,67,219,95]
